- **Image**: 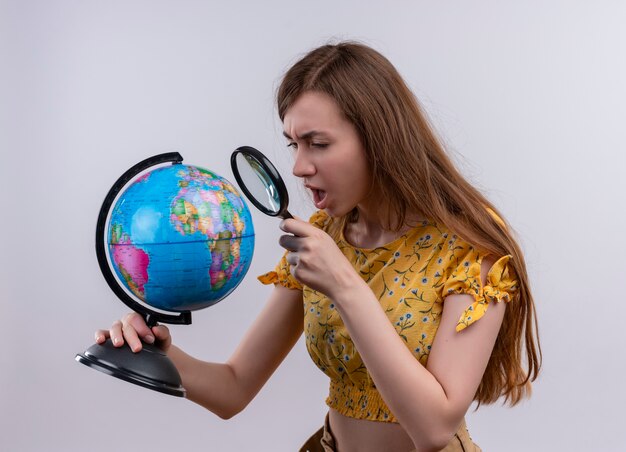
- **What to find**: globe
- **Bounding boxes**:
[107,163,255,313]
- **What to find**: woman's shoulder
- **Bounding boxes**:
[406,220,480,264]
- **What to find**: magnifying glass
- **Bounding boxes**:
[230,146,293,219]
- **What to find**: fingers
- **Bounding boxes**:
[151,324,169,340]
[95,313,172,354]
[151,325,172,352]
[285,252,299,266]
[279,234,302,252]
[95,329,109,344]
[121,320,143,353]
[279,217,311,236]
[105,313,154,353]
[124,312,155,344]
[109,320,124,347]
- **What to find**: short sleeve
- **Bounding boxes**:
[442,254,519,332]
[257,210,331,291]
[257,251,303,290]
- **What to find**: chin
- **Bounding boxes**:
[323,205,352,219]
[319,206,336,218]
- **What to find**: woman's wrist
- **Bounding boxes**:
[329,270,370,309]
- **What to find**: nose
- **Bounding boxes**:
[292,149,316,178]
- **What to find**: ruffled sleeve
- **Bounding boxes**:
[442,254,519,332]
[257,251,303,290]
[257,210,331,291]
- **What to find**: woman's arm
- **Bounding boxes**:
[101,284,303,420]
[333,257,503,451]
[175,284,304,418]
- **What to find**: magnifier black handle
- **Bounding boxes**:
[95,152,192,327]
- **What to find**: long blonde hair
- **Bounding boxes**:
[277,41,541,406]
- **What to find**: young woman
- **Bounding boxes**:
[96,42,541,452]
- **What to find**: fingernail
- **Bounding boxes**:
[113,337,121,345]
[144,334,155,344]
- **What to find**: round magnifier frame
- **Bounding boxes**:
[230,146,292,219]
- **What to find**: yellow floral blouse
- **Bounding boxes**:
[258,210,518,423]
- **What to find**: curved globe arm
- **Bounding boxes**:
[95,152,192,327]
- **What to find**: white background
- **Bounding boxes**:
[1,1,625,451]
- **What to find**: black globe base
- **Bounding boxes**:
[75,339,186,397]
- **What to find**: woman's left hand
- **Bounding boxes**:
[279,217,359,299]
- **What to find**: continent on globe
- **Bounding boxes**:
[109,226,149,299]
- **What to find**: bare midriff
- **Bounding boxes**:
[328,408,415,452]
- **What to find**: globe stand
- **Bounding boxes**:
[76,339,185,397]
[76,153,193,397]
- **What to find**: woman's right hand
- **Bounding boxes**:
[94,312,172,354]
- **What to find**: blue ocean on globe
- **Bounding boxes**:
[107,163,255,312]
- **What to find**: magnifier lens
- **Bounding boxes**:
[235,153,281,214]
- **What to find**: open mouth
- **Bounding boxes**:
[312,189,328,209]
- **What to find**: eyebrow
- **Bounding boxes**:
[282,130,328,140]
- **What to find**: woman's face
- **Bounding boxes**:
[283,91,371,218]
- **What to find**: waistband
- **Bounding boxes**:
[326,380,397,422]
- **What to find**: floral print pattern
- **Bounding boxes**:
[258,210,518,422]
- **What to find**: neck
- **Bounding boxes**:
[345,201,422,249]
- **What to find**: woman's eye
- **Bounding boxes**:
[311,142,328,149]
[287,142,297,149]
